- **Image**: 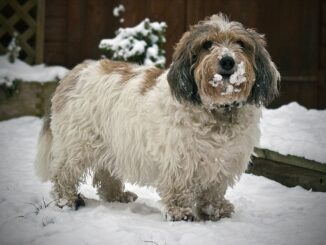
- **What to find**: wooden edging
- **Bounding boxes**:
[254,147,326,173]
[0,81,57,121]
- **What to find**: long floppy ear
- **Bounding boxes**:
[167,32,201,105]
[247,29,280,106]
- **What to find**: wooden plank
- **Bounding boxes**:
[0,15,17,34]
[249,157,326,192]
[320,0,326,108]
[35,0,44,63]
[66,0,85,67]
[82,0,119,63]
[22,0,37,13]
[44,1,67,65]
[45,0,67,18]
[43,41,66,65]
[44,17,67,42]
[186,0,258,27]
[322,0,326,24]
[20,28,34,41]
[6,13,20,29]
[9,0,37,29]
[281,76,318,82]
[270,81,318,109]
[17,38,35,59]
[256,0,319,77]
[254,148,326,173]
[0,0,6,9]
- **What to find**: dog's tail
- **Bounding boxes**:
[34,113,53,182]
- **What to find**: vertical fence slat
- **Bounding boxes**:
[36,0,44,63]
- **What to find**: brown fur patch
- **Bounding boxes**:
[140,68,164,94]
[99,59,138,82]
[52,63,87,114]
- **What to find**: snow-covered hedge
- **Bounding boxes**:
[7,32,21,64]
[0,55,68,87]
[0,55,69,97]
[99,19,167,68]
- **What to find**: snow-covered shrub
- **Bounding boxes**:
[112,4,125,23]
[99,19,167,68]
[7,32,21,64]
[0,54,69,98]
[113,4,125,17]
[0,78,19,98]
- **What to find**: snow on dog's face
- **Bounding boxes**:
[167,14,280,108]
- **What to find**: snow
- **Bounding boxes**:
[223,84,235,95]
[99,19,166,67]
[208,73,222,87]
[209,62,244,95]
[230,61,246,85]
[6,32,21,63]
[0,116,326,245]
[0,55,69,87]
[113,4,125,17]
[259,102,326,163]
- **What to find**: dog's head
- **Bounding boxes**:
[167,14,280,108]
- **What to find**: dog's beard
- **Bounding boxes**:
[198,61,253,110]
[208,61,246,95]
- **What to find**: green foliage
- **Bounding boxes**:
[0,79,20,98]
[7,32,21,64]
[99,19,167,68]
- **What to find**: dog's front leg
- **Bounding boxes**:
[158,185,197,222]
[196,182,234,221]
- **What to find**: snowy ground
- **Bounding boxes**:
[260,102,326,163]
[0,116,326,245]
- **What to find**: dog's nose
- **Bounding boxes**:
[219,56,235,73]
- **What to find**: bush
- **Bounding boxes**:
[7,32,21,64]
[99,19,167,68]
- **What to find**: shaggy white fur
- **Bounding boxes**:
[35,13,279,221]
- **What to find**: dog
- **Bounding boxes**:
[35,14,280,221]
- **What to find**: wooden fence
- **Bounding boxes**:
[0,0,325,109]
[43,0,326,109]
[0,0,44,64]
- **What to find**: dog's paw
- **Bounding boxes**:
[56,193,85,210]
[218,199,234,218]
[166,207,195,222]
[119,191,138,203]
[200,199,234,221]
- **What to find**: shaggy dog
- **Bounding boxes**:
[35,14,280,221]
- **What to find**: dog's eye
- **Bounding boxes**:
[202,41,213,50]
[236,40,245,49]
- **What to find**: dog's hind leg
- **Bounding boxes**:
[50,143,87,210]
[51,160,86,210]
[93,169,137,203]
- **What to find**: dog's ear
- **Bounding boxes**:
[167,32,201,105]
[247,29,280,106]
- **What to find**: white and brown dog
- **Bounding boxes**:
[35,14,280,221]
